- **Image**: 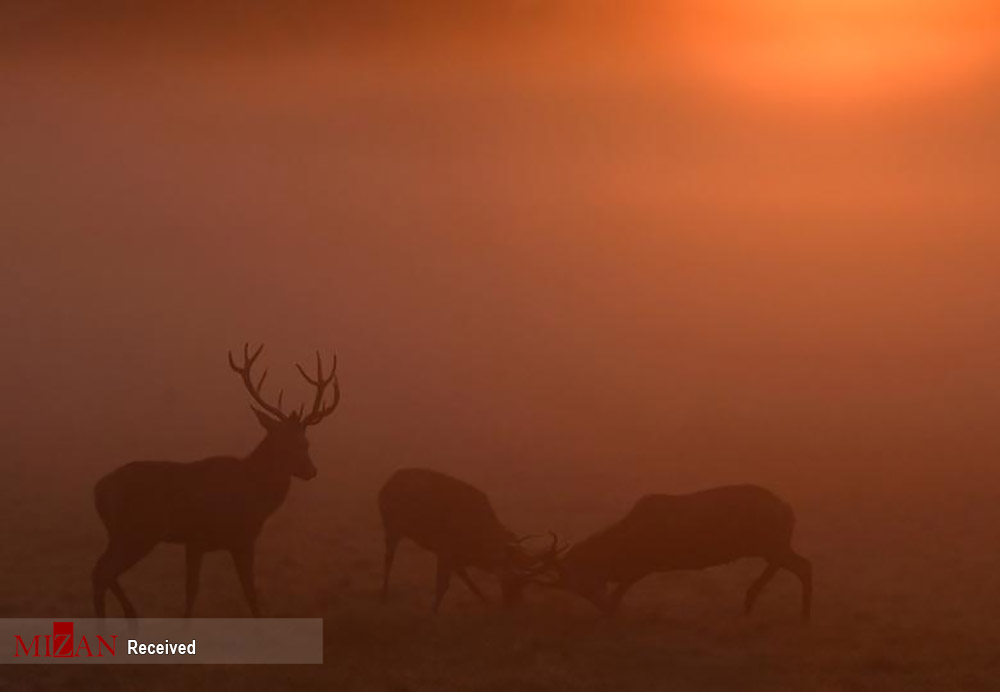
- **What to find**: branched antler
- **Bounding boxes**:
[295,351,341,427]
[228,343,287,421]
[529,532,571,576]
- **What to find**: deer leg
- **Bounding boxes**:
[231,545,261,617]
[780,551,813,623]
[108,580,137,620]
[455,567,489,603]
[607,578,639,614]
[93,549,112,618]
[93,540,155,619]
[582,582,613,614]
[432,557,452,614]
[184,545,205,618]
[744,562,779,615]
[93,550,112,618]
[381,532,400,604]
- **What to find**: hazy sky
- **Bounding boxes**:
[3,1,1000,497]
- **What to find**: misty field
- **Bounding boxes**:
[3,465,999,692]
[5,0,1000,690]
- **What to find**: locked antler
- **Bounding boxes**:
[517,532,572,579]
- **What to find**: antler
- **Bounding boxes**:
[513,534,541,545]
[515,532,571,579]
[295,351,341,426]
[543,531,572,560]
[228,343,288,421]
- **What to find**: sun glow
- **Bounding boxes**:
[659,0,997,103]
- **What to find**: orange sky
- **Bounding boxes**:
[2,1,1000,497]
[648,1,998,100]
[6,1,997,92]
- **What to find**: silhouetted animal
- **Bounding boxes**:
[92,344,341,618]
[379,468,556,612]
[532,485,812,621]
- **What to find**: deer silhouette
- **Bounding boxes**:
[379,468,562,612]
[527,485,812,622]
[92,344,340,618]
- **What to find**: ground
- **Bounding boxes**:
[2,471,998,691]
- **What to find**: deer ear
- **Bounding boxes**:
[251,406,280,431]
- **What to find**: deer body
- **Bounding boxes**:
[95,454,292,550]
[92,345,340,618]
[379,468,545,612]
[543,485,812,621]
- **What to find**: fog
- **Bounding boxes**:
[6,5,1000,690]
[3,1,1000,509]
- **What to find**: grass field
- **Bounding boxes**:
[2,462,999,692]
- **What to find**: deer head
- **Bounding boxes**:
[500,532,572,607]
[512,535,619,611]
[228,343,341,480]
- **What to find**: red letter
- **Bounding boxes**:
[53,622,74,657]
[14,635,40,657]
[75,636,93,658]
[96,635,117,657]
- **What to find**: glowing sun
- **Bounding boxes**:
[660,0,997,102]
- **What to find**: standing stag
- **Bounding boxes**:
[528,485,812,622]
[379,468,559,612]
[92,344,341,618]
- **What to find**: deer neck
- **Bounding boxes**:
[244,440,293,514]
